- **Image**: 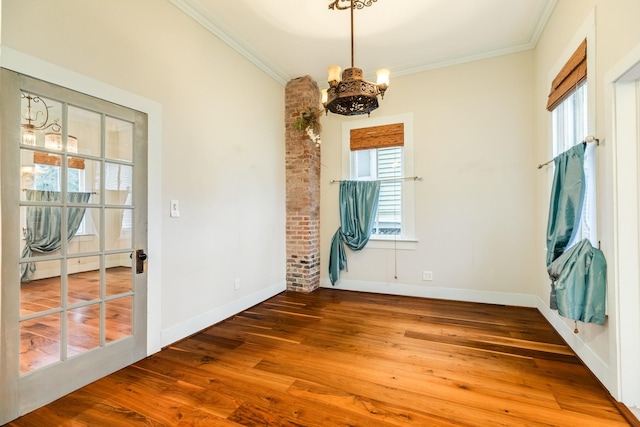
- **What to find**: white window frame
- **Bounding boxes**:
[551,83,597,248]
[342,113,416,249]
[351,146,404,236]
[547,22,597,250]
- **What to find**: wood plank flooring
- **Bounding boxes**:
[19,267,133,374]
[7,289,636,426]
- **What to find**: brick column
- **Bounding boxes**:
[285,76,321,293]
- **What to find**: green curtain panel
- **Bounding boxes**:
[547,238,606,325]
[20,190,92,283]
[546,143,586,267]
[328,180,381,285]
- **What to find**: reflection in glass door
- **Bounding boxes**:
[0,69,148,423]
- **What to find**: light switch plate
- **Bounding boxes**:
[170,200,180,217]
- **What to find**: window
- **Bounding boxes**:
[104,162,133,238]
[33,164,89,235]
[548,39,597,248]
[352,146,402,235]
[34,164,84,193]
[342,113,415,244]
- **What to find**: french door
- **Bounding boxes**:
[0,69,148,423]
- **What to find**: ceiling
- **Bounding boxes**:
[169,0,557,86]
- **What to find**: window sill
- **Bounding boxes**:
[22,233,97,242]
[367,237,417,250]
[71,234,97,242]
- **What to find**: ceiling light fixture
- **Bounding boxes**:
[322,0,389,116]
[21,93,61,146]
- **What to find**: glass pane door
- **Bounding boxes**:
[1,69,148,423]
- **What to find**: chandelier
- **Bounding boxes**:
[21,93,61,146]
[322,0,390,116]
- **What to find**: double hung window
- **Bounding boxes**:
[548,39,597,247]
[352,145,403,236]
[343,113,415,243]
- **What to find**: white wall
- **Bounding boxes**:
[533,0,640,398]
[320,51,538,306]
[1,0,286,349]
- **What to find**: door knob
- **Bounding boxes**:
[132,249,147,274]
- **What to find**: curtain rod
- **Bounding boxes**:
[537,136,599,170]
[330,176,422,184]
[22,189,98,194]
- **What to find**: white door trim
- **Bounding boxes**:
[605,42,640,409]
[0,46,163,355]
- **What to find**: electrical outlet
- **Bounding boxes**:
[234,278,240,290]
[422,271,433,281]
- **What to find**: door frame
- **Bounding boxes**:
[606,43,640,408]
[0,46,163,354]
[0,48,163,422]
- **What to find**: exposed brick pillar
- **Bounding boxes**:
[285,76,321,293]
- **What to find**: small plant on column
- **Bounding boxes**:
[293,107,323,147]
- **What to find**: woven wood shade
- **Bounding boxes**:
[34,151,85,169]
[350,123,404,151]
[547,39,587,111]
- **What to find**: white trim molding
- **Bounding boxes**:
[168,0,289,85]
[161,281,286,346]
[605,40,640,408]
[322,279,538,308]
[536,298,611,388]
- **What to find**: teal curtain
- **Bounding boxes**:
[328,180,381,285]
[544,143,607,325]
[547,238,606,325]
[20,190,92,282]
[546,143,586,267]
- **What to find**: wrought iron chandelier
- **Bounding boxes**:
[322,0,390,116]
[21,93,61,146]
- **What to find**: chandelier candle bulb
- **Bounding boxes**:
[376,68,390,93]
[321,88,328,105]
[327,65,342,85]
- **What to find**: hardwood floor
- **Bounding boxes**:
[19,267,133,374]
[7,289,636,426]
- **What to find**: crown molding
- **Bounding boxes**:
[168,0,290,86]
[170,0,558,85]
[391,42,537,78]
[392,0,557,78]
[530,0,558,48]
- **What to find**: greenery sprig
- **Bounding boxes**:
[294,107,322,134]
[293,107,323,147]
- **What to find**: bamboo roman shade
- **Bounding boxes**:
[547,39,587,111]
[33,151,85,169]
[350,123,404,151]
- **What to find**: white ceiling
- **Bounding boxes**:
[169,0,557,86]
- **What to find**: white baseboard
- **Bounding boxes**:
[321,279,538,307]
[535,297,612,392]
[160,281,286,348]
